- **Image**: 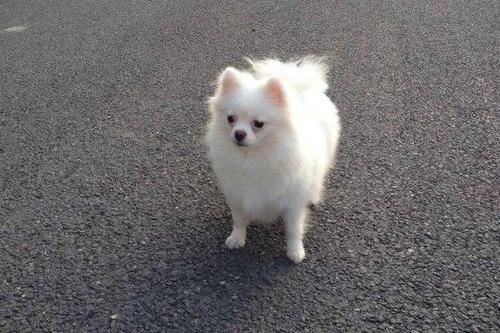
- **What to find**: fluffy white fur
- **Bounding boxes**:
[206,57,341,263]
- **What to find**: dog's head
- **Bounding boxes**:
[208,67,293,149]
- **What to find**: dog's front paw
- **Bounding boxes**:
[287,244,306,263]
[225,234,246,249]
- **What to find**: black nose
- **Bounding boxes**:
[234,130,246,142]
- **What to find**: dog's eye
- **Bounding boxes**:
[227,115,235,123]
[254,120,264,128]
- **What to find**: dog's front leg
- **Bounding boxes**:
[225,206,249,249]
[284,206,306,263]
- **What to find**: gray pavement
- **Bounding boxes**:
[1,0,498,332]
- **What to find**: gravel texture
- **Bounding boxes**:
[1,0,498,332]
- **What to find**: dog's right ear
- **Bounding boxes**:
[264,77,286,108]
[217,67,240,96]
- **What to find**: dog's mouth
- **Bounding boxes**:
[235,141,248,147]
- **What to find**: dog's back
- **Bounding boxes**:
[246,56,329,95]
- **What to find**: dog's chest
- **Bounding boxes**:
[224,170,289,222]
[240,186,283,222]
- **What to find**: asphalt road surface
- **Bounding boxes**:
[1,1,498,332]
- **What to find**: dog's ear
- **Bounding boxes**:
[217,67,240,96]
[264,77,286,108]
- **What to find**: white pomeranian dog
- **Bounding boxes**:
[206,57,341,263]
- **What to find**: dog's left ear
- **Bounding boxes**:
[264,78,286,108]
[217,67,240,97]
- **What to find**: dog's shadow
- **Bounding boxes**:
[120,212,305,330]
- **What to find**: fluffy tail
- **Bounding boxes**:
[246,56,330,93]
